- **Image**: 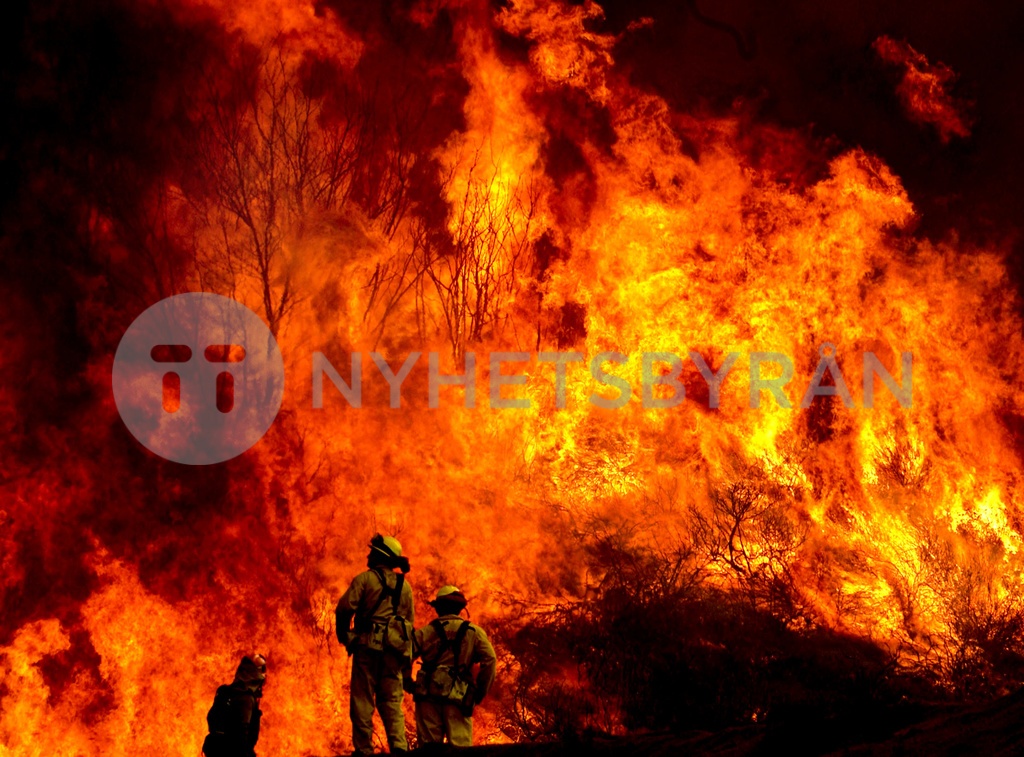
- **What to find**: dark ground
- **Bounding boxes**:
[336,688,1024,756]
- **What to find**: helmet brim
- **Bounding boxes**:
[429,593,467,608]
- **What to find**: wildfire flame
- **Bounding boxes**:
[2,0,1023,754]
[873,35,973,143]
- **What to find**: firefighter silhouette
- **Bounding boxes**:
[336,534,415,755]
[202,654,267,757]
[412,586,496,748]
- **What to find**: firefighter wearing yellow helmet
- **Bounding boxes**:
[336,534,415,756]
[411,585,497,747]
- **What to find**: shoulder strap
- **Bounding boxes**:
[423,618,451,668]
[361,568,392,620]
[452,620,473,674]
[391,573,405,615]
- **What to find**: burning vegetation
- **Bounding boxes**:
[2,0,1024,754]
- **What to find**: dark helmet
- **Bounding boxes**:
[234,654,267,691]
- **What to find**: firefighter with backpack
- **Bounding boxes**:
[202,654,267,757]
[336,534,415,756]
[411,585,497,748]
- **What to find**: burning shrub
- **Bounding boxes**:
[873,431,932,491]
[690,465,807,619]
[919,551,1024,700]
[492,496,936,741]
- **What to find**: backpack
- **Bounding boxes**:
[358,568,414,662]
[202,684,260,757]
[206,684,235,736]
[415,619,475,712]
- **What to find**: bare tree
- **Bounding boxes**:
[359,148,539,357]
[361,219,433,349]
[416,151,539,360]
[192,46,365,335]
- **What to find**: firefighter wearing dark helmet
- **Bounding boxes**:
[336,534,414,756]
[202,654,267,757]
[412,586,496,748]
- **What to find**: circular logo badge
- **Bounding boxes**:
[112,293,285,465]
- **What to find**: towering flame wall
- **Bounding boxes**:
[2,0,1023,754]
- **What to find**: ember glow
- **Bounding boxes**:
[873,35,973,143]
[3,0,1024,754]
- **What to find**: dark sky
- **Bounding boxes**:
[601,0,1024,267]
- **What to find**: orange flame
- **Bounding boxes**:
[2,0,1023,754]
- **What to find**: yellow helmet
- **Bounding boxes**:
[429,585,467,608]
[369,533,403,560]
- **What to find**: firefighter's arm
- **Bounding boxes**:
[335,606,354,644]
[412,624,428,660]
[472,626,498,704]
[404,625,430,694]
[238,693,259,747]
[402,582,415,626]
[402,659,416,693]
[335,574,366,644]
[249,701,262,746]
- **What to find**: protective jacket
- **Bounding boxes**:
[414,615,496,701]
[412,614,496,746]
[336,566,415,754]
[336,567,415,651]
[201,683,261,757]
